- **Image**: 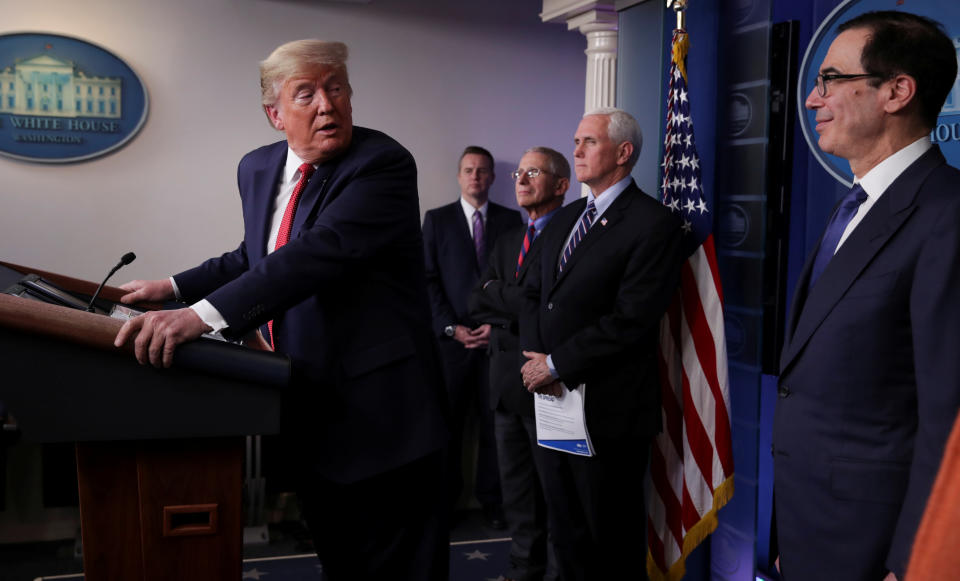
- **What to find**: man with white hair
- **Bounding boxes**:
[114,40,449,580]
[469,145,570,581]
[520,108,683,580]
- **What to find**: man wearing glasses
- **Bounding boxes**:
[469,147,569,581]
[774,11,960,581]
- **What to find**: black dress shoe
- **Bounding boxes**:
[482,504,506,530]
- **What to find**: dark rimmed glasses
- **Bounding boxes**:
[815,72,882,97]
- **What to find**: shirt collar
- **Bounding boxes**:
[589,176,633,217]
[529,206,562,234]
[460,196,488,221]
[284,147,315,184]
[857,136,932,199]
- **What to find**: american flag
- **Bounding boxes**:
[646,28,735,581]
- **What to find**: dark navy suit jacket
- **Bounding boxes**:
[422,200,522,338]
[172,127,447,484]
[774,146,960,580]
[519,182,683,440]
[468,222,547,415]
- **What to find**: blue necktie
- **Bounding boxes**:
[559,199,597,273]
[808,184,868,290]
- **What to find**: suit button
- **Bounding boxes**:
[778,386,791,398]
[547,302,554,311]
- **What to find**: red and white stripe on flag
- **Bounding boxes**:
[646,28,735,581]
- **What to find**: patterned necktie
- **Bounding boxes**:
[515,224,537,278]
[808,184,868,290]
[559,199,597,273]
[269,163,314,348]
[473,209,486,269]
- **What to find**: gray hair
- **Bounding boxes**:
[584,107,642,169]
[524,146,571,181]
[259,40,351,112]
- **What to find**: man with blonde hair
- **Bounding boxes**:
[114,40,449,580]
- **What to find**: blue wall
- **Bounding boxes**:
[617,0,856,579]
[621,1,955,579]
[619,1,761,579]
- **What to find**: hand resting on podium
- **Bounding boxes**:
[113,278,212,368]
[117,278,176,303]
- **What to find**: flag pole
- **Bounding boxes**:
[666,0,687,31]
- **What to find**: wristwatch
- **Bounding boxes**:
[444,325,456,337]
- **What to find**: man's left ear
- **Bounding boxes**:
[616,142,634,166]
[884,74,917,115]
[264,104,284,131]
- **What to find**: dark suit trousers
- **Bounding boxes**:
[537,434,651,581]
[295,451,449,581]
[495,408,557,581]
[440,341,501,510]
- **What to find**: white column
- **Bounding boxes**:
[570,10,619,113]
[541,2,619,196]
[540,1,619,114]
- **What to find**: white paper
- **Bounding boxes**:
[534,383,594,456]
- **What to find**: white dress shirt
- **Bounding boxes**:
[181,147,315,332]
[460,196,488,238]
[835,136,932,252]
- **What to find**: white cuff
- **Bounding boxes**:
[169,276,182,300]
[190,299,229,333]
[546,354,559,379]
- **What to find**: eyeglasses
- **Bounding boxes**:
[510,167,556,180]
[815,72,881,97]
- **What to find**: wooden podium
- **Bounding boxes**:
[0,261,289,581]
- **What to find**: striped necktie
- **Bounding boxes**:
[558,199,597,273]
[515,224,537,278]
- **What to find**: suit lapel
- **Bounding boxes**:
[517,226,543,281]
[552,187,633,289]
[291,161,337,237]
[543,198,586,289]
[454,202,483,273]
[485,206,503,256]
[252,145,287,260]
[780,146,945,373]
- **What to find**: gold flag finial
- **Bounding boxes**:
[666,0,687,31]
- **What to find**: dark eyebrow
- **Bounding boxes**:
[819,66,842,75]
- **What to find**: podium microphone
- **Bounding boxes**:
[87,252,136,312]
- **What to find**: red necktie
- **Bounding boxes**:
[269,163,314,348]
[515,224,536,278]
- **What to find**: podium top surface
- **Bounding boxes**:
[0,261,287,443]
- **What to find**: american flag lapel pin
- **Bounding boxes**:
[600,217,608,226]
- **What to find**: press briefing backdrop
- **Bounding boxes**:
[0,0,584,283]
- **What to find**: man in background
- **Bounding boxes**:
[469,146,569,581]
[520,108,683,580]
[423,146,521,528]
[775,11,960,581]
[114,40,448,581]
